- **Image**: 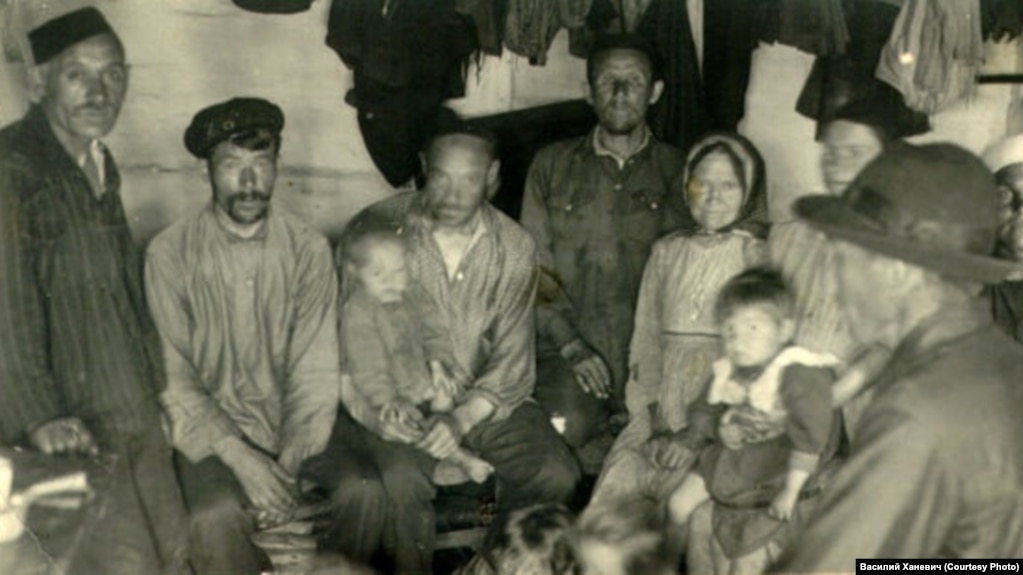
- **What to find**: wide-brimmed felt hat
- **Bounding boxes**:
[795,142,1021,283]
[184,97,284,159]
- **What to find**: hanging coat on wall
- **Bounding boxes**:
[796,0,930,140]
[503,0,591,65]
[756,0,850,56]
[875,0,984,115]
[638,0,757,153]
[326,0,477,187]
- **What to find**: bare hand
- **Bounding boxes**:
[560,340,611,399]
[220,442,297,525]
[768,488,800,521]
[379,399,425,443]
[642,435,692,469]
[415,415,462,460]
[29,418,99,456]
[429,360,463,399]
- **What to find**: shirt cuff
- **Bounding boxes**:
[540,313,579,351]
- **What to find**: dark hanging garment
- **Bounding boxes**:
[456,0,509,56]
[755,0,850,56]
[981,0,1023,42]
[326,0,477,186]
[638,0,756,153]
[796,0,930,139]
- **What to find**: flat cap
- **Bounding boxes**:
[29,7,117,65]
[184,97,284,159]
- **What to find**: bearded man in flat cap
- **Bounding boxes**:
[0,7,191,574]
[145,97,342,575]
[771,143,1023,569]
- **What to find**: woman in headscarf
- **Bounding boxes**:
[982,134,1023,342]
[587,132,770,508]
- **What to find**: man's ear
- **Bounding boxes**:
[780,318,797,343]
[485,159,501,200]
[649,79,665,105]
[28,65,49,103]
[583,82,594,106]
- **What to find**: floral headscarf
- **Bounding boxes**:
[679,132,770,240]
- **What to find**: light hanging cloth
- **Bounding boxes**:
[876,0,985,114]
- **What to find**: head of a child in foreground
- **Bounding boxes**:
[715,267,796,369]
[572,495,674,575]
[344,226,409,304]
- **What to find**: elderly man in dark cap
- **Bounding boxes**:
[0,7,191,574]
[772,143,1023,569]
[145,97,343,574]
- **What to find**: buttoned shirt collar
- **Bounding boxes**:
[592,124,651,168]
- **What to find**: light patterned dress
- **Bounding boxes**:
[590,230,765,504]
[769,219,873,436]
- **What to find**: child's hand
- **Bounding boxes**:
[718,420,745,450]
[429,360,462,399]
[379,399,424,443]
[768,487,800,522]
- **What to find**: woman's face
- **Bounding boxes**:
[820,120,885,196]
[996,164,1023,261]
[686,151,745,232]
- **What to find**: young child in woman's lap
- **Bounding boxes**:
[666,268,845,569]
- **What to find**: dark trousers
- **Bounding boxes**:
[304,402,580,574]
[533,351,610,449]
[175,452,271,575]
[66,426,192,575]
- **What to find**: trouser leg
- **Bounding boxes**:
[466,402,581,511]
[533,352,609,449]
[176,452,268,575]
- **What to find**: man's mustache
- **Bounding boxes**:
[228,192,271,203]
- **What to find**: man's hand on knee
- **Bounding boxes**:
[215,437,297,525]
[559,339,611,399]
[29,417,99,456]
[415,415,463,460]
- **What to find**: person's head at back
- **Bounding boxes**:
[420,125,500,231]
[343,225,409,305]
[982,134,1023,262]
[184,98,284,227]
[29,8,128,151]
[683,132,768,237]
[715,267,796,369]
[819,98,907,196]
[797,142,1019,348]
[572,495,673,575]
[585,35,664,138]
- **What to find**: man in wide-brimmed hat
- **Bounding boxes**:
[775,143,1023,568]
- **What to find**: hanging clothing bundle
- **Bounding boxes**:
[981,0,1023,42]
[502,0,591,65]
[756,0,851,56]
[326,0,476,187]
[797,0,930,140]
[876,0,984,115]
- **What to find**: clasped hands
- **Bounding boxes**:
[560,339,611,399]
